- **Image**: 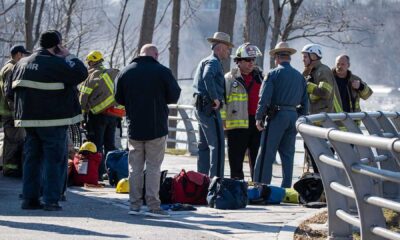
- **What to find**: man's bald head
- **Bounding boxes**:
[140,44,159,60]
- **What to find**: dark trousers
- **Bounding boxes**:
[86,113,117,178]
[2,117,25,177]
[226,116,260,180]
[23,126,68,204]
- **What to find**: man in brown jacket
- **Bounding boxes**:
[0,45,30,177]
[79,50,120,180]
[333,54,373,113]
[301,43,342,173]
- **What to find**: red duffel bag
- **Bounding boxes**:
[171,169,210,205]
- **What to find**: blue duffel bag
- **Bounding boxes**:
[207,177,248,210]
[105,150,129,186]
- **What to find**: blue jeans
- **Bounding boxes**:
[22,126,68,204]
[195,109,225,178]
[254,110,297,188]
[87,113,118,178]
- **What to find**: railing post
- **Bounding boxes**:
[328,137,386,240]
[177,107,198,156]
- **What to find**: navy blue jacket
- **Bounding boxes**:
[115,56,181,141]
[256,62,308,120]
[11,48,87,127]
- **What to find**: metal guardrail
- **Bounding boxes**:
[297,111,400,240]
[167,104,198,155]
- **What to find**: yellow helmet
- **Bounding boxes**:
[116,178,129,193]
[79,141,97,153]
[86,50,104,63]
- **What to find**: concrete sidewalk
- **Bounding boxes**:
[0,154,324,240]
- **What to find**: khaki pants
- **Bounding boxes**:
[128,136,166,210]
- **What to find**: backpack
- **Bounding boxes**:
[171,169,210,205]
[159,177,173,204]
[105,150,129,186]
[207,177,248,209]
[71,152,102,186]
[293,172,326,208]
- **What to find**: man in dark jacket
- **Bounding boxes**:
[11,30,88,211]
[115,44,181,218]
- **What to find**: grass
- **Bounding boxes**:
[295,209,400,240]
[165,148,187,155]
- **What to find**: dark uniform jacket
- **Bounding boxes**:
[115,56,181,141]
[11,48,88,127]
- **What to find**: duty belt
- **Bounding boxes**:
[277,105,297,111]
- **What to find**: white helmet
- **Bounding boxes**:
[233,42,262,60]
[301,44,322,58]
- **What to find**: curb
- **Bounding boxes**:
[277,207,327,240]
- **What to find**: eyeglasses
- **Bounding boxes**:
[240,58,255,63]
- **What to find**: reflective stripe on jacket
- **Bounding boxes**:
[222,67,263,130]
[12,48,88,127]
[79,64,121,114]
[332,69,373,113]
[304,61,343,114]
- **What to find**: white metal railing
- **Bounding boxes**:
[297,111,400,240]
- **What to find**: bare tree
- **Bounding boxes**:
[0,0,18,16]
[244,0,270,69]
[24,0,36,50]
[167,0,180,148]
[110,0,129,68]
[63,0,76,43]
[217,0,236,73]
[137,0,158,54]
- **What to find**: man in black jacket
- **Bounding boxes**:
[11,30,88,211]
[115,44,181,217]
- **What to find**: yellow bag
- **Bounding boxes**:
[283,188,299,203]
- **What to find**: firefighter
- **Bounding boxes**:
[332,54,373,114]
[301,44,343,173]
[0,45,30,177]
[79,50,123,180]
[254,42,308,188]
[222,42,264,180]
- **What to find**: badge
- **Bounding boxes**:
[232,81,238,88]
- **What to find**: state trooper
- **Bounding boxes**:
[301,44,342,173]
[222,43,264,180]
[254,42,308,188]
[192,32,233,178]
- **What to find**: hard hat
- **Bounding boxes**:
[116,178,129,193]
[86,50,104,62]
[79,141,97,154]
[233,42,262,60]
[301,44,322,58]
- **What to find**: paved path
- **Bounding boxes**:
[0,154,323,240]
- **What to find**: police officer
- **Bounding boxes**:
[222,43,264,180]
[12,30,88,211]
[193,32,233,178]
[79,50,121,180]
[254,42,308,188]
[301,44,342,173]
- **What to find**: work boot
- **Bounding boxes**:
[43,203,62,211]
[21,199,43,210]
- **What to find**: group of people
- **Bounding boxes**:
[193,31,372,189]
[0,28,372,217]
[0,30,181,216]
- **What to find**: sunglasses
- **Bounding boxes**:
[240,58,256,62]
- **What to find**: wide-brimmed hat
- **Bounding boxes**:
[207,32,234,48]
[269,41,296,57]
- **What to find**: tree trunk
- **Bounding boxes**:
[244,0,269,70]
[33,0,45,47]
[167,0,181,149]
[137,0,158,54]
[110,0,129,68]
[269,0,284,69]
[218,0,236,73]
[24,0,34,51]
[63,0,76,44]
